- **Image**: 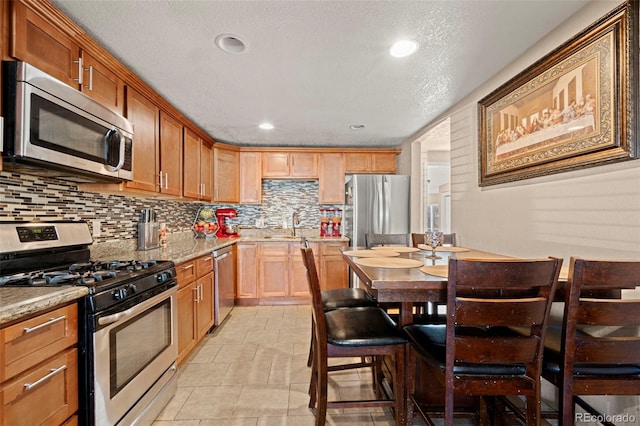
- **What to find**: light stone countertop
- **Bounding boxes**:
[0,286,88,326]
[89,229,349,265]
[0,229,348,326]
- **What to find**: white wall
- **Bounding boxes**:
[401,0,640,418]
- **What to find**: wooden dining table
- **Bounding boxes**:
[342,246,511,327]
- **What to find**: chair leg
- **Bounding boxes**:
[315,355,329,426]
[405,347,416,425]
[393,345,407,426]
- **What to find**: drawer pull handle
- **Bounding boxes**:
[23,315,66,334]
[202,256,212,262]
[183,264,194,270]
[24,365,67,391]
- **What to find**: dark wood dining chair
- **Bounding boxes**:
[541,257,640,426]
[365,233,409,248]
[404,256,562,425]
[411,232,457,247]
[301,238,379,367]
[300,246,408,426]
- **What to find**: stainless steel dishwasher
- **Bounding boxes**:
[213,245,235,325]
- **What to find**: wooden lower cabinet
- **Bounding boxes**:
[0,303,79,426]
[176,254,214,365]
[236,240,348,305]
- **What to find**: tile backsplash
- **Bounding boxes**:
[0,171,342,243]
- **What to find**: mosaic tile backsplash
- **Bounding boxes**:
[0,171,342,243]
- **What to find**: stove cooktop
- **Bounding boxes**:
[0,259,171,289]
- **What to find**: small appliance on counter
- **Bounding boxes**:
[320,208,342,237]
[138,208,160,250]
[215,208,238,238]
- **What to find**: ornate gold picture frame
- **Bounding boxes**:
[478,1,638,186]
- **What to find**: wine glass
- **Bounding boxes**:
[424,230,444,259]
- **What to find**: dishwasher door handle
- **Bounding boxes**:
[215,252,231,261]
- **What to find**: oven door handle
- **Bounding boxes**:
[98,307,135,326]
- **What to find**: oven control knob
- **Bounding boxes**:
[113,288,127,300]
[157,272,171,282]
[128,283,137,294]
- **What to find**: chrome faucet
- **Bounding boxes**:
[292,212,300,237]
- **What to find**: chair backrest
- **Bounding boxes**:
[561,257,640,368]
[445,257,562,380]
[300,246,327,343]
[365,233,409,248]
[411,232,457,247]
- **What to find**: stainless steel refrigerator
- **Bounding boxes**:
[344,174,410,248]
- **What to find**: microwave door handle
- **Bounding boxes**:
[105,128,126,172]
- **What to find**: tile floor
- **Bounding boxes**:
[153,304,403,425]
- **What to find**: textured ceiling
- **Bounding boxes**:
[51,0,591,148]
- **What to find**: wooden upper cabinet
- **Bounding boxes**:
[290,153,318,178]
[12,1,82,87]
[345,152,396,173]
[213,146,240,203]
[183,128,213,201]
[80,51,125,115]
[240,152,262,204]
[262,152,318,178]
[183,128,202,199]
[200,142,213,201]
[125,87,159,193]
[159,112,183,196]
[318,153,345,204]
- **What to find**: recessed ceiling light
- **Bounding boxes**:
[215,34,247,54]
[259,122,274,130]
[390,39,419,58]
[349,124,366,130]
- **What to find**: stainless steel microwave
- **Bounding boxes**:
[2,61,133,182]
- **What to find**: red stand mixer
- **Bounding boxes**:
[215,208,238,238]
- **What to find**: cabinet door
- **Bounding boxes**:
[12,2,81,87]
[290,153,318,178]
[125,88,159,192]
[183,128,202,199]
[320,242,349,291]
[159,112,183,196]
[318,153,346,203]
[370,153,396,173]
[81,51,124,115]
[196,273,214,339]
[177,284,197,365]
[2,348,78,426]
[236,243,258,299]
[200,142,213,201]
[345,153,371,173]
[239,152,262,204]
[258,244,289,298]
[213,147,240,203]
[261,153,290,177]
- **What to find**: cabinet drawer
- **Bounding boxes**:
[195,254,214,278]
[2,304,78,381]
[259,243,289,256]
[321,241,348,256]
[176,261,197,287]
[2,347,78,426]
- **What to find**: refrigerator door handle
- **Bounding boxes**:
[381,176,390,233]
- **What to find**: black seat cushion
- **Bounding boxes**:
[543,325,640,376]
[404,323,526,376]
[322,288,377,311]
[324,306,408,347]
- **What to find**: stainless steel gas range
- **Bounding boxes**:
[0,221,178,426]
